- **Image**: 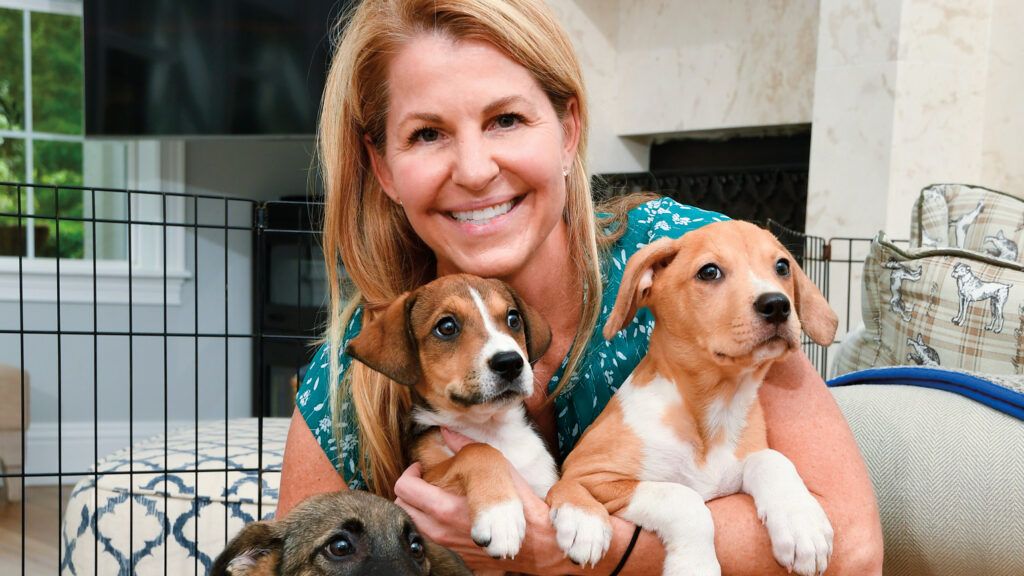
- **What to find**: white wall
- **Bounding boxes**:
[550,0,820,174]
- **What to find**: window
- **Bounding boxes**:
[0,0,190,305]
[0,1,85,259]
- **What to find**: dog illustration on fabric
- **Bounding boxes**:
[950,263,1011,333]
[883,259,922,321]
[906,333,941,367]
[983,230,1019,262]
[950,200,984,249]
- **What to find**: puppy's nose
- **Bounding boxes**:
[754,293,791,325]
[488,351,524,380]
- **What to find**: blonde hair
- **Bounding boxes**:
[317,0,640,497]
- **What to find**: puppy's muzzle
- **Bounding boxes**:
[755,292,790,325]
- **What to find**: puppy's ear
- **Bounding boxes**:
[347,292,422,386]
[785,248,838,347]
[210,521,281,576]
[509,288,552,362]
[425,540,474,575]
[603,237,679,340]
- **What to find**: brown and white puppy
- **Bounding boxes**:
[346,274,558,561]
[211,490,472,576]
[546,220,838,576]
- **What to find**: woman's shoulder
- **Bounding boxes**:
[621,196,729,249]
[294,306,366,482]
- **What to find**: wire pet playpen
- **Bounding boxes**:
[0,181,870,575]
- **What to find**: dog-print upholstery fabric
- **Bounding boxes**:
[60,418,286,575]
[296,197,729,489]
[910,183,1024,262]
[833,232,1024,376]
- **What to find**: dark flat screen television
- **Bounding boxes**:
[84,0,349,137]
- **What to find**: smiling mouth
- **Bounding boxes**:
[448,196,522,225]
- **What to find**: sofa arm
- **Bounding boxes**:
[831,384,1024,576]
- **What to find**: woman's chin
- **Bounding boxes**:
[439,248,528,280]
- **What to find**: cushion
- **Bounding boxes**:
[831,384,1024,576]
[832,233,1024,376]
[910,183,1023,262]
[60,418,286,575]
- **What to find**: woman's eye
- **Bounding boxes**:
[409,127,440,144]
[324,536,354,560]
[697,264,722,281]
[433,316,460,339]
[408,534,426,560]
[493,113,523,129]
[506,309,522,330]
[775,258,791,277]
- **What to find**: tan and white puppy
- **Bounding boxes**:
[347,274,558,562]
[546,220,838,576]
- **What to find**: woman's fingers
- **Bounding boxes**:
[440,426,475,452]
[394,462,469,524]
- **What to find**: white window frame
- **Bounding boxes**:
[0,0,191,305]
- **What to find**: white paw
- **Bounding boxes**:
[759,493,833,576]
[550,504,612,568]
[471,500,526,559]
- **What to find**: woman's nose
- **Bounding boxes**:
[450,137,499,192]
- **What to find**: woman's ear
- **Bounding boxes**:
[560,97,581,169]
[363,134,399,204]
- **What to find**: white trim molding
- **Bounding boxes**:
[0,258,191,305]
[0,0,82,16]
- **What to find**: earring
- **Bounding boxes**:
[562,166,569,177]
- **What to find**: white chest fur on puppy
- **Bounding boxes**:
[412,404,558,499]
[545,221,839,576]
[346,274,558,564]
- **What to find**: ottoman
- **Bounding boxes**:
[60,418,288,575]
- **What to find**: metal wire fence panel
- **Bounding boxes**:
[1,181,881,574]
[0,181,280,575]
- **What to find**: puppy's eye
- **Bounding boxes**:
[408,534,426,561]
[324,535,354,560]
[433,316,460,340]
[775,258,791,277]
[696,264,722,281]
[506,309,522,331]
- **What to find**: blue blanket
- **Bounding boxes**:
[828,366,1024,421]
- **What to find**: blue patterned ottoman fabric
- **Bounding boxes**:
[60,418,287,575]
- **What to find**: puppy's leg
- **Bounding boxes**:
[741,449,833,576]
[546,479,615,568]
[424,443,525,560]
[618,481,720,576]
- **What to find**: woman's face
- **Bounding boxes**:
[367,34,580,279]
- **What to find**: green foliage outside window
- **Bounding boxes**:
[0,8,24,131]
[0,8,85,259]
[32,12,83,135]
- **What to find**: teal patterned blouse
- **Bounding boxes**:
[296,197,728,490]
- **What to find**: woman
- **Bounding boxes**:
[278,0,883,573]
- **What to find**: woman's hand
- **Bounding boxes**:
[394,429,571,574]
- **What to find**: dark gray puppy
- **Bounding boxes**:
[212,490,472,576]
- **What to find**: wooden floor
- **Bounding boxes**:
[0,485,74,575]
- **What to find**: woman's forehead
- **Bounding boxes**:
[385,34,551,124]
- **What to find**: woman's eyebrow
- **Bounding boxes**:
[397,112,443,130]
[482,95,533,117]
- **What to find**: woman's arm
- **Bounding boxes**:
[277,407,346,519]
[709,350,884,575]
[395,352,884,574]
